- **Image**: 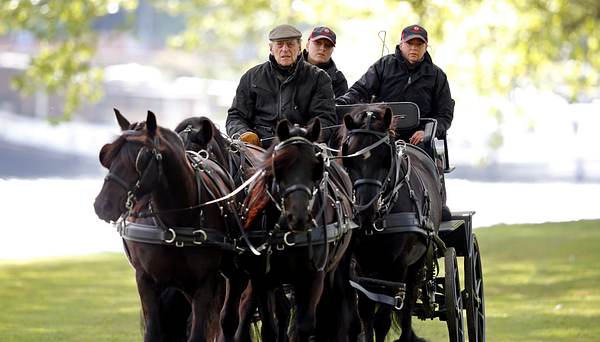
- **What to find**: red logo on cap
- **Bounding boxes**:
[413,26,420,31]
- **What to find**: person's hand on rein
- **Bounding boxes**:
[240,131,260,146]
[409,130,425,145]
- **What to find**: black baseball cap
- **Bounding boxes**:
[401,25,428,43]
[309,26,336,46]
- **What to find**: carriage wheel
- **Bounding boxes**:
[465,235,486,342]
[445,247,465,342]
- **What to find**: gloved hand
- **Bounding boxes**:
[240,131,260,146]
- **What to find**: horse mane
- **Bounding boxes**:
[100,130,145,167]
[243,136,307,229]
[101,125,187,171]
[243,142,277,229]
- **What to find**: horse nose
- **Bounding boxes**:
[286,213,308,231]
[94,196,117,222]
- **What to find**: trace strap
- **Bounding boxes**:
[349,278,406,310]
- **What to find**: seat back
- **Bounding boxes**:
[335,102,420,130]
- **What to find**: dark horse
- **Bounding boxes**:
[341,105,443,342]
[174,117,291,342]
[93,110,235,341]
[220,119,356,341]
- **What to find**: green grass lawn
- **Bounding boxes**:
[1,220,599,341]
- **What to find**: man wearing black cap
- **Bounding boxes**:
[226,24,336,148]
[337,24,454,220]
[303,26,348,98]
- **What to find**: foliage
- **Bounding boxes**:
[151,0,377,78]
[0,0,137,121]
[0,0,598,119]
[1,221,599,340]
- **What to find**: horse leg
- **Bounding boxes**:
[189,274,222,342]
[273,286,291,342]
[235,282,259,342]
[293,272,325,342]
[396,265,426,342]
[219,275,248,342]
[252,282,278,342]
[357,293,376,342]
[159,287,191,341]
[135,272,165,341]
[373,305,392,342]
[315,268,355,341]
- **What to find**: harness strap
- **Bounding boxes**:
[118,221,235,250]
[244,220,358,250]
[349,278,406,310]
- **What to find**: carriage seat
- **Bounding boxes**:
[335,102,420,130]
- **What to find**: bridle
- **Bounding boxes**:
[104,135,164,216]
[267,135,338,271]
[268,136,326,216]
[341,113,409,223]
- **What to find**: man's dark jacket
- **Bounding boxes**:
[226,54,336,147]
[336,46,454,138]
[302,50,348,98]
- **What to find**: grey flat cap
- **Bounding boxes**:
[269,24,302,41]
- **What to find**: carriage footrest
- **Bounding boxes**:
[439,219,464,232]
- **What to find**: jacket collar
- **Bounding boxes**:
[302,49,336,72]
[269,53,304,79]
[394,45,433,72]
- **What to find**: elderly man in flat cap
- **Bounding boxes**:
[226,24,336,148]
[337,24,455,220]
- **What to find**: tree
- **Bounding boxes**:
[0,0,137,121]
[0,0,598,121]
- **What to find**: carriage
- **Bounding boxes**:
[336,102,485,342]
[94,102,485,342]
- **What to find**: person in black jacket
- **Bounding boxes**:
[337,24,455,220]
[226,24,336,148]
[303,26,348,98]
[337,24,454,144]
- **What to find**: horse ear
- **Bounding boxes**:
[193,118,214,145]
[306,118,321,142]
[343,114,356,130]
[114,108,130,131]
[276,119,291,141]
[383,107,393,129]
[99,143,112,169]
[146,111,157,136]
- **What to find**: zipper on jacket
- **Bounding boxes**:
[403,75,413,92]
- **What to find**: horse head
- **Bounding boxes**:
[94,109,189,222]
[341,104,398,229]
[270,118,324,232]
